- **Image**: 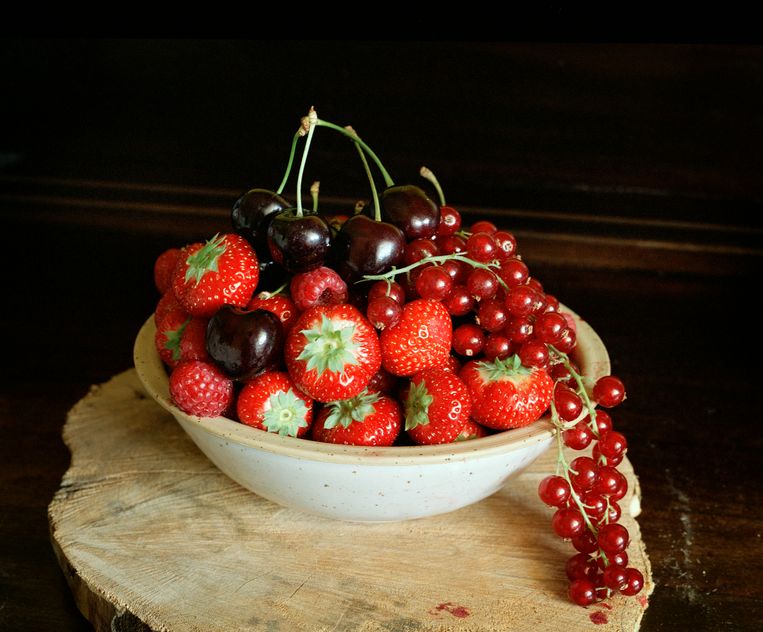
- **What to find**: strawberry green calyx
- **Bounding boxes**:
[404,380,434,431]
[296,315,361,375]
[163,317,191,362]
[184,233,227,285]
[475,354,532,382]
[323,390,380,429]
[262,389,310,437]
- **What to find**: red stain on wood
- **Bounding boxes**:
[429,602,470,618]
[590,611,608,624]
[638,594,649,608]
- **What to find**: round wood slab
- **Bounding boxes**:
[49,370,653,631]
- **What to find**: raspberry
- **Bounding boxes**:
[169,361,233,417]
[290,266,348,311]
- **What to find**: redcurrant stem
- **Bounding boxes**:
[347,126,381,222]
[359,252,508,290]
[315,119,395,187]
[420,166,446,206]
[276,130,304,195]
[550,346,600,436]
[295,108,318,218]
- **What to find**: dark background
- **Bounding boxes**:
[1,40,761,630]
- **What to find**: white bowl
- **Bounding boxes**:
[133,307,609,522]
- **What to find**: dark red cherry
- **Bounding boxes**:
[380,185,440,239]
[331,214,405,282]
[206,307,285,380]
[231,188,289,261]
[267,209,332,273]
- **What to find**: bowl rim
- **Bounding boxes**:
[133,305,610,466]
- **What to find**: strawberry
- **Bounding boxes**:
[155,311,209,367]
[237,371,313,437]
[153,247,182,294]
[453,418,490,442]
[247,292,300,332]
[285,303,381,403]
[405,368,471,445]
[379,299,452,376]
[312,390,401,446]
[154,290,185,325]
[169,360,234,417]
[172,233,259,318]
[459,354,554,429]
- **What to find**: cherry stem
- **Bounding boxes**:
[420,166,446,206]
[315,118,395,187]
[295,108,318,217]
[260,282,288,298]
[276,130,304,195]
[310,181,320,214]
[359,252,509,290]
[347,126,381,221]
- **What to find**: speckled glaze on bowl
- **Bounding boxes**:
[133,307,610,522]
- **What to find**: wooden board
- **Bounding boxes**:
[49,370,653,631]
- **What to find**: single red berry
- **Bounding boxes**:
[483,334,513,361]
[555,328,577,353]
[554,383,584,422]
[404,238,439,265]
[155,290,185,326]
[415,266,453,301]
[517,340,549,368]
[437,205,462,236]
[440,259,469,285]
[466,232,498,262]
[435,234,467,255]
[598,431,628,460]
[580,492,607,522]
[538,475,571,507]
[601,501,622,525]
[563,420,594,450]
[367,280,405,305]
[504,316,533,344]
[593,375,626,407]
[405,368,471,445]
[443,285,475,316]
[534,312,568,345]
[493,230,517,258]
[571,529,599,554]
[452,323,486,357]
[470,220,497,234]
[566,553,599,582]
[598,523,630,555]
[599,551,628,569]
[247,292,300,332]
[290,266,348,311]
[602,564,629,591]
[544,294,560,312]
[367,296,403,330]
[620,568,645,596]
[504,285,540,318]
[496,257,529,288]
[476,299,509,332]
[569,456,598,492]
[568,579,598,606]
[592,465,627,498]
[552,507,585,539]
[466,268,499,300]
[237,371,313,438]
[591,409,613,437]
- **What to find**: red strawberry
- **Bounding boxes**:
[405,368,471,445]
[453,418,490,442]
[172,234,259,318]
[169,360,234,417]
[379,299,452,377]
[154,247,182,294]
[247,292,300,332]
[459,354,554,429]
[154,290,185,326]
[285,303,381,403]
[312,391,401,446]
[155,312,210,367]
[237,372,313,437]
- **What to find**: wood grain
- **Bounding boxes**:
[49,370,652,631]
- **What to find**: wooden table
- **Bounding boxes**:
[1,41,761,630]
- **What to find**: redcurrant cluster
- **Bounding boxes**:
[539,369,644,605]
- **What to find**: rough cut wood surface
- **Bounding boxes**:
[49,370,653,632]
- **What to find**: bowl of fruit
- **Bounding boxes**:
[134,106,614,524]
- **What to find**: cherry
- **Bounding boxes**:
[381,185,440,239]
[267,210,332,273]
[231,188,289,261]
[332,214,405,282]
[205,307,284,380]
[594,375,627,408]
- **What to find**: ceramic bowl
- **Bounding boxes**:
[133,307,609,522]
